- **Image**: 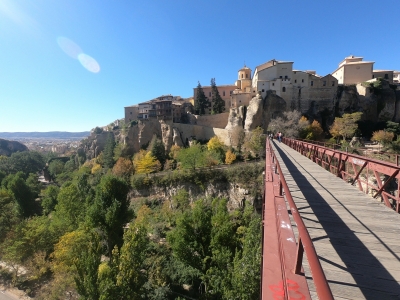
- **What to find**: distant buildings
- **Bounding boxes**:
[124,95,193,123]
[332,55,374,85]
[125,55,399,123]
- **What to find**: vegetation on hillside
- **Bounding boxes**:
[0,130,265,299]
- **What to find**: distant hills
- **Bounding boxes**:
[0,131,90,139]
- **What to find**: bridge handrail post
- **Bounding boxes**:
[294,236,304,274]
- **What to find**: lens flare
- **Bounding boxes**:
[57,36,82,59]
[78,53,100,73]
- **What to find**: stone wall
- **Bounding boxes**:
[195,112,229,128]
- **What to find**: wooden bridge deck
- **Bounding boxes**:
[272,141,400,299]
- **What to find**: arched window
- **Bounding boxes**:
[241,74,243,78]
[282,87,286,92]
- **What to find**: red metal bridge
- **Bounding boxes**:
[261,138,400,299]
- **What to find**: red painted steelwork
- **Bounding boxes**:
[261,140,333,300]
[283,138,400,213]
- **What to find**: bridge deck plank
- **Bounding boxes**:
[272,141,400,299]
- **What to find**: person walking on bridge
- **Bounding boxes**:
[278,132,282,143]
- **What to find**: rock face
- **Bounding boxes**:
[244,93,264,132]
[79,81,400,160]
[0,139,28,156]
[130,181,261,210]
[242,91,287,132]
[225,106,246,131]
[79,131,114,160]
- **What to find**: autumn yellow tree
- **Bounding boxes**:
[207,136,224,151]
[207,136,225,162]
[371,130,394,146]
[133,150,161,175]
[225,150,236,164]
[330,112,362,141]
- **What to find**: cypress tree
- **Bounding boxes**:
[195,81,207,115]
[211,78,225,114]
[103,133,115,169]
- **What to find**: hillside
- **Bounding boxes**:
[0,138,28,156]
[0,131,90,139]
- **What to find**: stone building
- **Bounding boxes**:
[373,70,394,83]
[251,59,338,112]
[125,95,193,123]
[124,105,139,123]
[332,55,374,84]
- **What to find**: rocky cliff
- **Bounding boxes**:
[79,82,400,159]
[235,82,400,134]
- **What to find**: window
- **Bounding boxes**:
[332,81,335,86]
[223,91,225,96]
[311,81,314,86]
[209,92,211,97]
[241,74,243,78]
[285,75,288,80]
[230,91,233,95]
[262,89,264,92]
[130,112,132,115]
[323,81,326,86]
[372,75,375,78]
[246,74,248,78]
[302,79,304,83]
[272,83,275,86]
[282,87,286,92]
[280,76,282,79]
[385,74,389,79]
[294,79,297,83]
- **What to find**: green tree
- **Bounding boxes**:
[167,199,212,292]
[171,189,190,212]
[176,143,205,170]
[54,183,85,232]
[229,215,261,300]
[207,199,236,296]
[103,133,115,169]
[48,160,65,179]
[74,233,102,300]
[116,223,149,299]
[211,78,225,114]
[1,151,45,176]
[41,185,60,215]
[148,135,166,166]
[245,127,266,159]
[385,121,400,138]
[87,175,130,259]
[195,81,208,115]
[5,172,36,217]
[0,189,19,243]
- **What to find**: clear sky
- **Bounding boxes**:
[1,0,399,132]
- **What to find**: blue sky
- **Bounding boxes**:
[1,0,399,132]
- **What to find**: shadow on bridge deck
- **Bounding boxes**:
[273,141,400,299]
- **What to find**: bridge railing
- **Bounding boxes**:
[283,137,400,213]
[261,139,333,299]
